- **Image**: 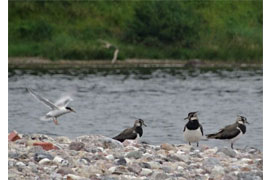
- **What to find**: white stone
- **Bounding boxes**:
[108,166,116,173]
[65,174,84,180]
[38,158,51,165]
[106,154,114,160]
[140,168,153,176]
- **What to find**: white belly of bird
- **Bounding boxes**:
[183,128,202,143]
[46,109,68,117]
[229,131,243,143]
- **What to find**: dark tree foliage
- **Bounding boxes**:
[125,1,201,48]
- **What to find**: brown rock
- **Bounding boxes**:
[33,141,57,151]
[8,131,21,142]
[160,143,175,151]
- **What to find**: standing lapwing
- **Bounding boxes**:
[183,112,204,147]
[206,116,249,149]
[112,119,147,143]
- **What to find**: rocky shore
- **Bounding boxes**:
[8,133,263,180]
[8,57,262,69]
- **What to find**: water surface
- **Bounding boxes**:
[8,68,263,150]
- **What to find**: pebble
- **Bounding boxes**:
[34,152,53,162]
[69,142,85,151]
[160,143,175,151]
[38,158,52,165]
[140,168,153,176]
[217,147,237,158]
[8,133,262,180]
[125,151,143,159]
[115,157,127,166]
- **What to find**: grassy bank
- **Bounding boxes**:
[9,1,262,62]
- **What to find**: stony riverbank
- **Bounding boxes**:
[8,133,263,180]
[8,57,262,69]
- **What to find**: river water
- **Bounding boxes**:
[8,67,263,150]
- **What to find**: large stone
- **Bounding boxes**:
[8,131,21,142]
[33,141,57,151]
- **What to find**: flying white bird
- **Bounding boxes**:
[27,88,76,125]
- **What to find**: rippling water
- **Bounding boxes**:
[8,68,263,150]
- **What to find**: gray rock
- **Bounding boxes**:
[128,163,142,174]
[76,135,123,149]
[126,151,143,159]
[162,166,172,173]
[116,157,127,166]
[140,168,153,176]
[9,152,21,160]
[238,172,262,180]
[203,157,220,167]
[139,162,151,169]
[153,172,169,180]
[217,147,237,158]
[34,152,53,162]
[50,172,63,180]
[69,142,85,151]
[15,162,26,172]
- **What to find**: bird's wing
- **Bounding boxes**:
[27,88,58,110]
[207,123,240,139]
[200,124,204,136]
[54,96,73,107]
[113,128,137,142]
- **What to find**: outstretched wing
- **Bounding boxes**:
[27,88,58,110]
[54,96,73,107]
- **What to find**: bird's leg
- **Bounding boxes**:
[53,118,58,125]
[189,142,191,146]
[197,142,199,147]
[231,143,234,149]
[135,134,139,145]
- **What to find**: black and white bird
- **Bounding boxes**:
[113,119,147,143]
[206,116,248,149]
[183,112,204,147]
[27,88,76,125]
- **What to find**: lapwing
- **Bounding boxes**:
[112,119,147,143]
[27,88,76,125]
[206,116,249,149]
[183,112,204,147]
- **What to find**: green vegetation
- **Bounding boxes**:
[9,1,262,62]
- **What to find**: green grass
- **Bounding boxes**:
[8,1,262,62]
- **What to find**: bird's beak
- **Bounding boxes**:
[246,120,249,124]
[143,122,147,127]
[184,117,188,120]
[71,109,76,113]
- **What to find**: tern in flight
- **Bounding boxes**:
[27,88,76,125]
